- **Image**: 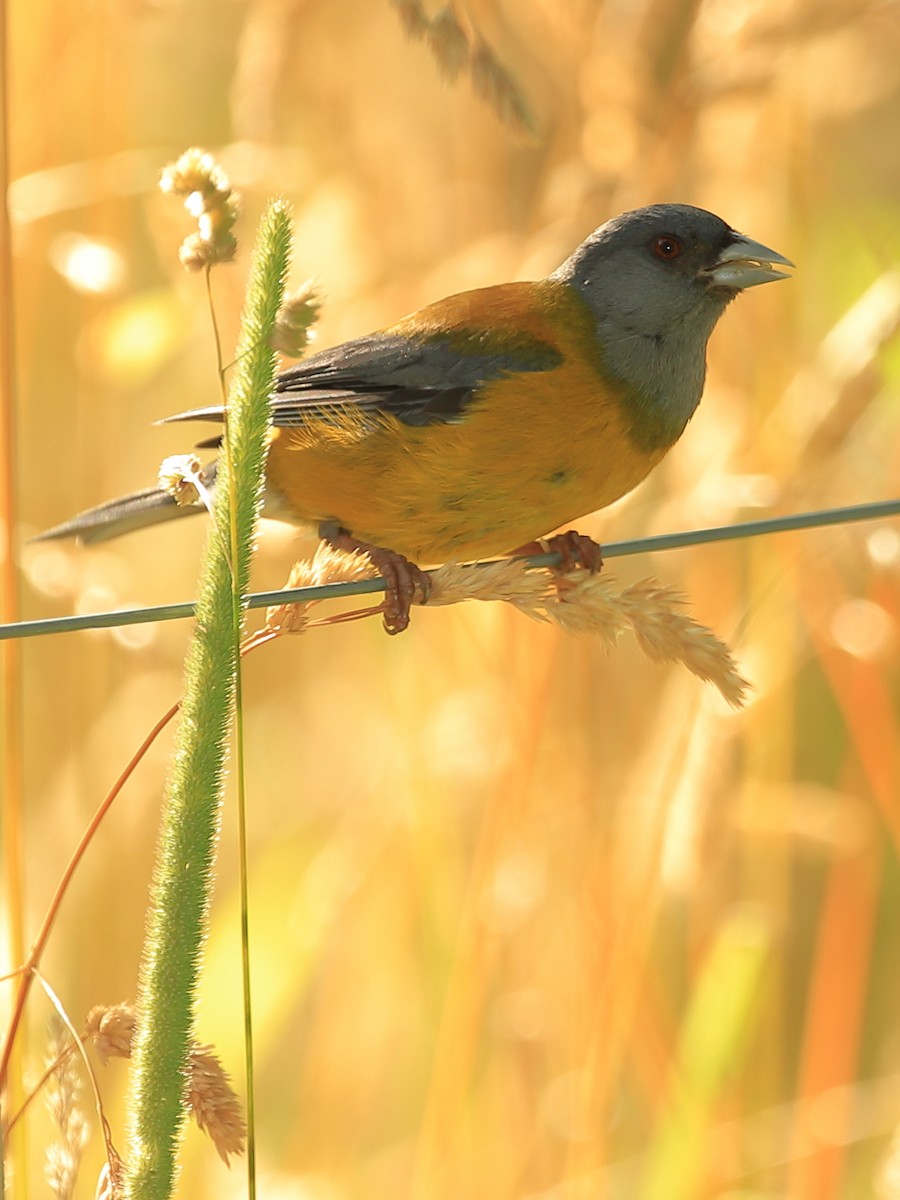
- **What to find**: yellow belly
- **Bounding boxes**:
[263,278,678,563]
[264,367,666,565]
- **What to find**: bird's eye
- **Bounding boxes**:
[651,235,683,261]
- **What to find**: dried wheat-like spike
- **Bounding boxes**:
[262,549,747,704]
[177,227,238,271]
[188,1044,247,1165]
[44,1018,90,1200]
[84,1003,246,1163]
[543,571,630,647]
[157,454,205,507]
[159,147,230,203]
[265,542,378,634]
[427,5,470,80]
[428,559,552,621]
[469,37,534,133]
[84,1003,135,1064]
[391,0,429,38]
[549,574,749,707]
[391,1,533,132]
[620,579,749,708]
[160,147,239,270]
[271,278,323,357]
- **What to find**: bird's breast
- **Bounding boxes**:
[265,280,678,563]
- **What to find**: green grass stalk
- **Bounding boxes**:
[121,200,291,1200]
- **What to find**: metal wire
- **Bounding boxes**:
[4,496,899,642]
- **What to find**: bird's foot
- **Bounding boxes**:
[320,526,431,635]
[544,530,604,573]
[513,530,603,574]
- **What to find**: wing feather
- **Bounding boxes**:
[161,321,562,430]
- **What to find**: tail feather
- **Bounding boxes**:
[36,459,220,545]
[35,486,208,544]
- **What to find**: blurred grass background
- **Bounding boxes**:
[4,0,900,1197]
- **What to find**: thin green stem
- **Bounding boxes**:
[213,263,259,1200]
[205,265,229,407]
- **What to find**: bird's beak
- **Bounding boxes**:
[707,232,795,289]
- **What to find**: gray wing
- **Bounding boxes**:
[162,328,563,432]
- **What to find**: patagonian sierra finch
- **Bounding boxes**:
[39,204,793,633]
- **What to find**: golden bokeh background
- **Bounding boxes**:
[5,0,900,1197]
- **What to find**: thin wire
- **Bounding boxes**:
[4,496,900,643]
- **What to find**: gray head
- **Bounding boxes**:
[551,204,792,448]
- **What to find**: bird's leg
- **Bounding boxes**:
[512,530,604,574]
[318,523,431,635]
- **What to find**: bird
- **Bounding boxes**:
[38,204,792,633]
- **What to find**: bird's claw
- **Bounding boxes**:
[373,552,431,635]
[541,530,604,574]
[320,526,430,634]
